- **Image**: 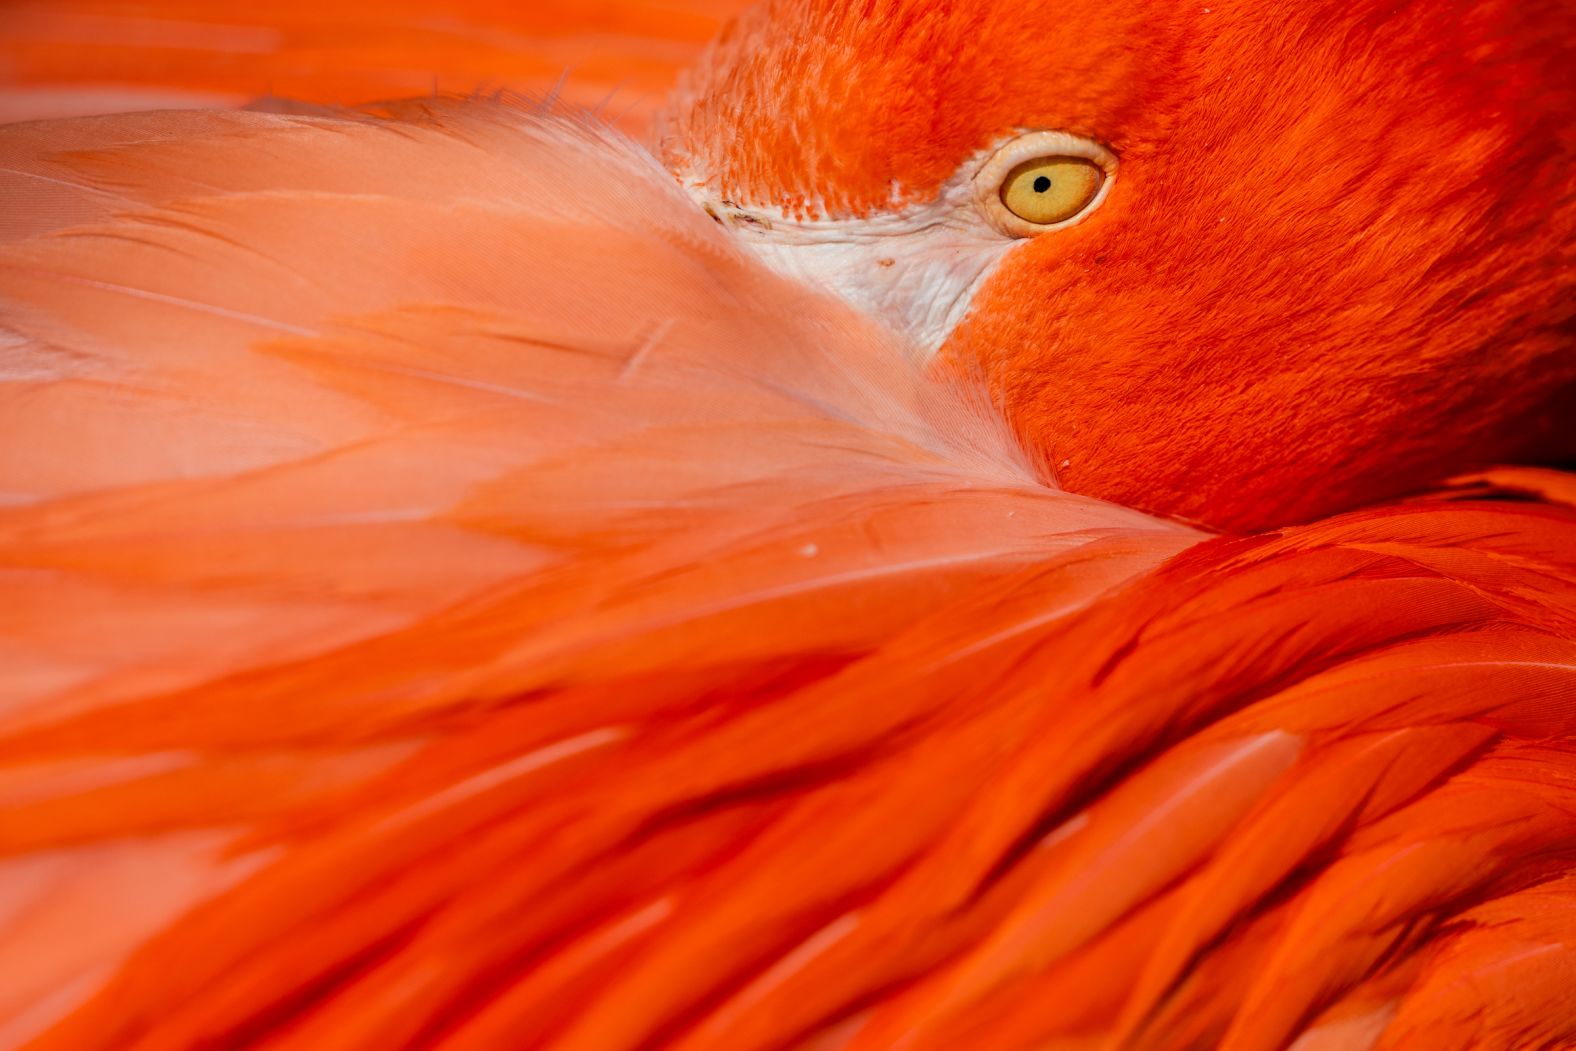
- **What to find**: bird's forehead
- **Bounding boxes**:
[663,0,1176,220]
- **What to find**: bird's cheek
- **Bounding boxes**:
[722,225,1015,360]
[934,251,1068,391]
[934,256,1120,481]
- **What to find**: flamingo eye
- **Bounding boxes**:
[1000,157,1104,225]
[975,131,1117,237]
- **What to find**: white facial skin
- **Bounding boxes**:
[679,131,1117,359]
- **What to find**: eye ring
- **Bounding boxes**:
[973,130,1118,238]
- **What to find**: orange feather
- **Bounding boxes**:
[0,1,749,129]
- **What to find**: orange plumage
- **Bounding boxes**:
[0,1,743,128]
[0,2,1573,1050]
[668,0,1576,529]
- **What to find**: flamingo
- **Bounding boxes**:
[0,0,1574,1049]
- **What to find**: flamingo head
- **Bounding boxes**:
[663,0,1576,530]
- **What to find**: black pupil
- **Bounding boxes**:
[1032,175,1052,193]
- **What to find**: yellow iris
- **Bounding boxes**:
[999,156,1105,226]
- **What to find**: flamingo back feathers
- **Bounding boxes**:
[0,1,752,129]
